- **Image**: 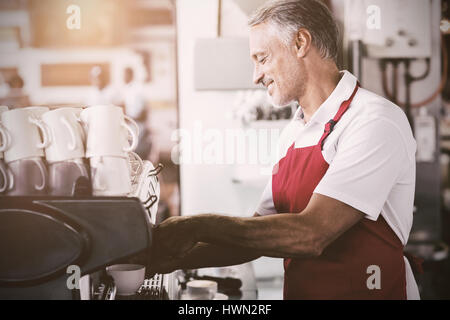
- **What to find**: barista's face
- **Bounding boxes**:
[249,22,307,108]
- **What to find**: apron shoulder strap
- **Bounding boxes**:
[318,82,360,150]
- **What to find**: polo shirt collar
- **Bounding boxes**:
[294,70,358,125]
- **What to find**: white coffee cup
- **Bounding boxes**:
[106,264,145,296]
[24,106,50,119]
[81,105,138,158]
[1,108,49,163]
[42,107,85,162]
[79,275,91,300]
[90,156,132,196]
[48,159,89,196]
[6,157,48,195]
[66,106,87,144]
[186,280,218,300]
[0,107,7,191]
[0,159,8,193]
[24,106,51,147]
[0,106,10,155]
[213,293,229,300]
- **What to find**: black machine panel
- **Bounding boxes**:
[0,209,86,285]
[0,196,153,299]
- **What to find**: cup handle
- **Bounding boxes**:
[32,159,47,191]
[7,167,14,191]
[122,115,139,152]
[92,157,106,191]
[61,116,77,151]
[75,162,88,177]
[0,124,11,152]
[29,118,50,149]
[75,116,87,144]
[0,164,7,193]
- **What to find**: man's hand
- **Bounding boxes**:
[148,255,183,276]
[153,216,198,260]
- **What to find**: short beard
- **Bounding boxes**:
[266,91,296,109]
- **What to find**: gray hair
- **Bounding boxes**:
[248,0,339,63]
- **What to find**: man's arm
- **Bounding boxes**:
[155,194,363,260]
[150,213,262,274]
[150,242,261,274]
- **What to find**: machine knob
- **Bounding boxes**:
[385,38,394,47]
[408,38,418,47]
[398,29,407,37]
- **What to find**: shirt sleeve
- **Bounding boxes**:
[314,117,410,220]
[255,177,278,216]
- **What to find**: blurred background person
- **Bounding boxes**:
[0,73,30,108]
[121,66,153,161]
[86,65,120,106]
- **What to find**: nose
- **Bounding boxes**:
[253,65,264,86]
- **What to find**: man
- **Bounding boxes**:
[86,66,120,106]
[151,0,420,300]
[0,74,30,108]
[122,67,146,121]
[121,67,152,160]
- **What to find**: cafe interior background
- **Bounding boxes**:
[0,0,450,299]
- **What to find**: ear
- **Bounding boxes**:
[295,28,312,59]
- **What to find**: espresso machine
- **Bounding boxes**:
[0,188,158,299]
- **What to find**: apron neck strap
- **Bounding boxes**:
[318,82,360,150]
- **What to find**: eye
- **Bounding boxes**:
[258,55,268,64]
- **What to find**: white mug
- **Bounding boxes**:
[79,275,91,300]
[6,157,48,195]
[65,106,86,144]
[48,159,89,196]
[42,107,85,162]
[0,159,8,193]
[90,156,132,196]
[24,106,51,147]
[1,108,49,163]
[24,106,50,119]
[0,106,9,154]
[106,264,145,296]
[186,280,218,300]
[81,105,138,158]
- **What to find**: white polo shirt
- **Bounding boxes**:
[256,70,420,300]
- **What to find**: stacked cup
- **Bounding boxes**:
[1,106,50,195]
[41,107,89,196]
[80,105,139,196]
[0,106,10,194]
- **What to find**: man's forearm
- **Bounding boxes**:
[190,213,322,259]
[176,242,261,269]
[151,242,261,274]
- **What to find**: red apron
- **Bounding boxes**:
[272,84,415,299]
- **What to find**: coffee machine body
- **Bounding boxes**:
[0,196,153,300]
